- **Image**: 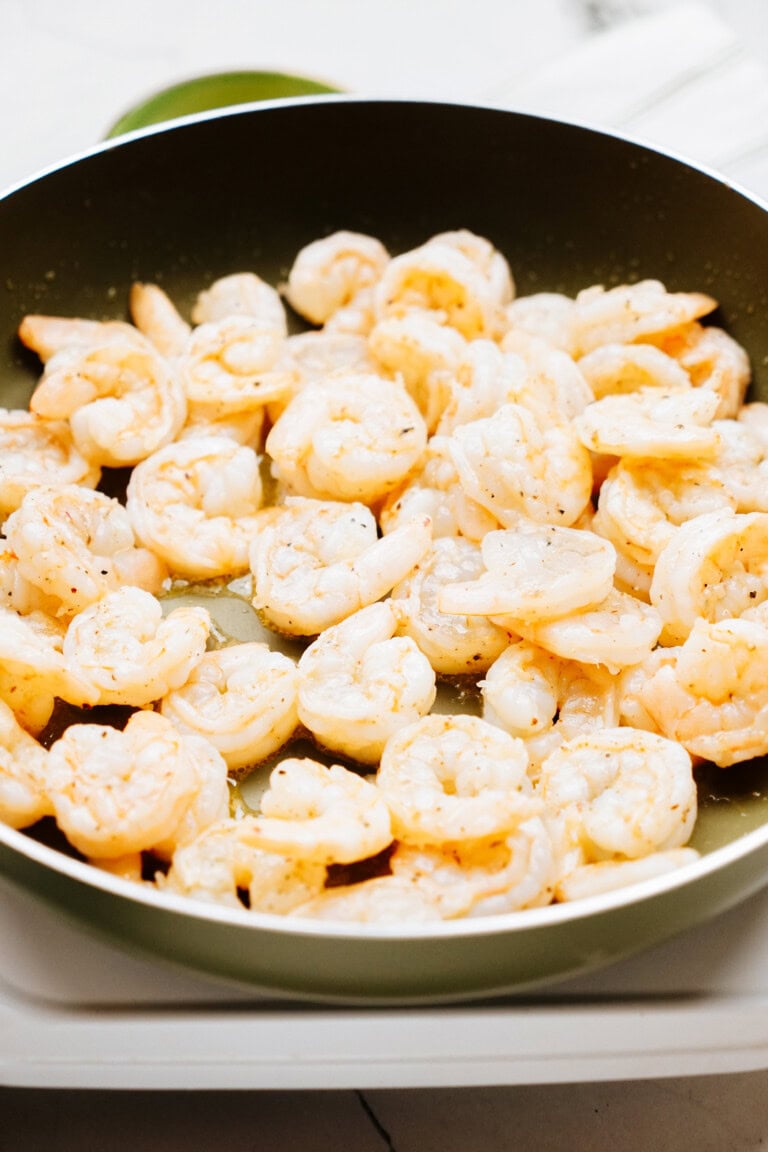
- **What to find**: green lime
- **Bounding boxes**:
[106,70,341,137]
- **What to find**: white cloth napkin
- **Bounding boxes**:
[483,1,768,200]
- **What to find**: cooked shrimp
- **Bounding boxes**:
[426,229,515,306]
[191,271,287,333]
[447,402,593,527]
[4,484,167,616]
[504,291,578,354]
[537,727,697,862]
[593,457,735,568]
[128,282,191,358]
[249,497,432,637]
[246,756,393,865]
[126,436,264,579]
[376,714,536,846]
[178,314,291,412]
[266,373,427,505]
[46,710,227,859]
[17,313,143,362]
[650,508,768,644]
[151,733,232,859]
[556,848,700,902]
[164,816,327,913]
[0,607,96,732]
[497,332,595,426]
[379,435,498,541]
[0,698,53,828]
[374,240,503,339]
[434,339,527,436]
[438,520,616,623]
[63,586,211,706]
[710,417,768,513]
[322,286,378,336]
[283,230,390,325]
[637,613,768,766]
[175,403,265,446]
[269,330,377,416]
[576,342,692,398]
[570,279,716,355]
[574,388,721,460]
[297,601,436,764]
[389,816,556,917]
[656,322,751,418]
[0,409,100,514]
[29,336,187,466]
[160,642,299,771]
[368,310,467,432]
[480,640,620,775]
[390,536,510,676]
[510,588,663,674]
[290,875,445,922]
[0,546,62,617]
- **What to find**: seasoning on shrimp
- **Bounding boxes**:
[296,601,436,765]
[126,436,265,580]
[160,642,300,772]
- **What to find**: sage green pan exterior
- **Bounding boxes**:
[1,98,768,1004]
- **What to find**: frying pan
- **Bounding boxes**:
[1,96,768,1004]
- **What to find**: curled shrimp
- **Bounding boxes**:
[17,313,143,363]
[379,435,498,542]
[434,339,527,436]
[427,229,515,305]
[447,402,593,528]
[650,509,768,644]
[63,586,211,707]
[480,640,620,776]
[637,612,768,766]
[0,409,100,514]
[160,642,299,771]
[390,536,510,676]
[0,546,62,617]
[593,457,735,568]
[438,520,615,623]
[570,279,716,355]
[296,601,436,765]
[0,698,54,829]
[283,230,390,325]
[268,330,377,418]
[511,588,663,674]
[246,756,393,866]
[574,387,720,461]
[376,714,536,846]
[164,816,326,913]
[374,240,503,339]
[290,875,447,922]
[29,336,187,466]
[126,436,264,579]
[556,848,700,902]
[0,607,96,732]
[576,342,691,398]
[265,373,427,505]
[497,332,595,426]
[249,496,432,637]
[709,417,768,513]
[537,727,697,862]
[368,310,467,432]
[178,314,291,412]
[504,291,578,354]
[46,710,228,860]
[3,484,168,617]
[191,271,287,333]
[129,282,191,359]
[656,322,751,418]
[389,816,556,918]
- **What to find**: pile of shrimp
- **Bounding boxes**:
[2,224,763,924]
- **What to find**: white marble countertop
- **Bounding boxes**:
[3,0,768,1147]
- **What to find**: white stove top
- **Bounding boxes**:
[4,872,768,1089]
